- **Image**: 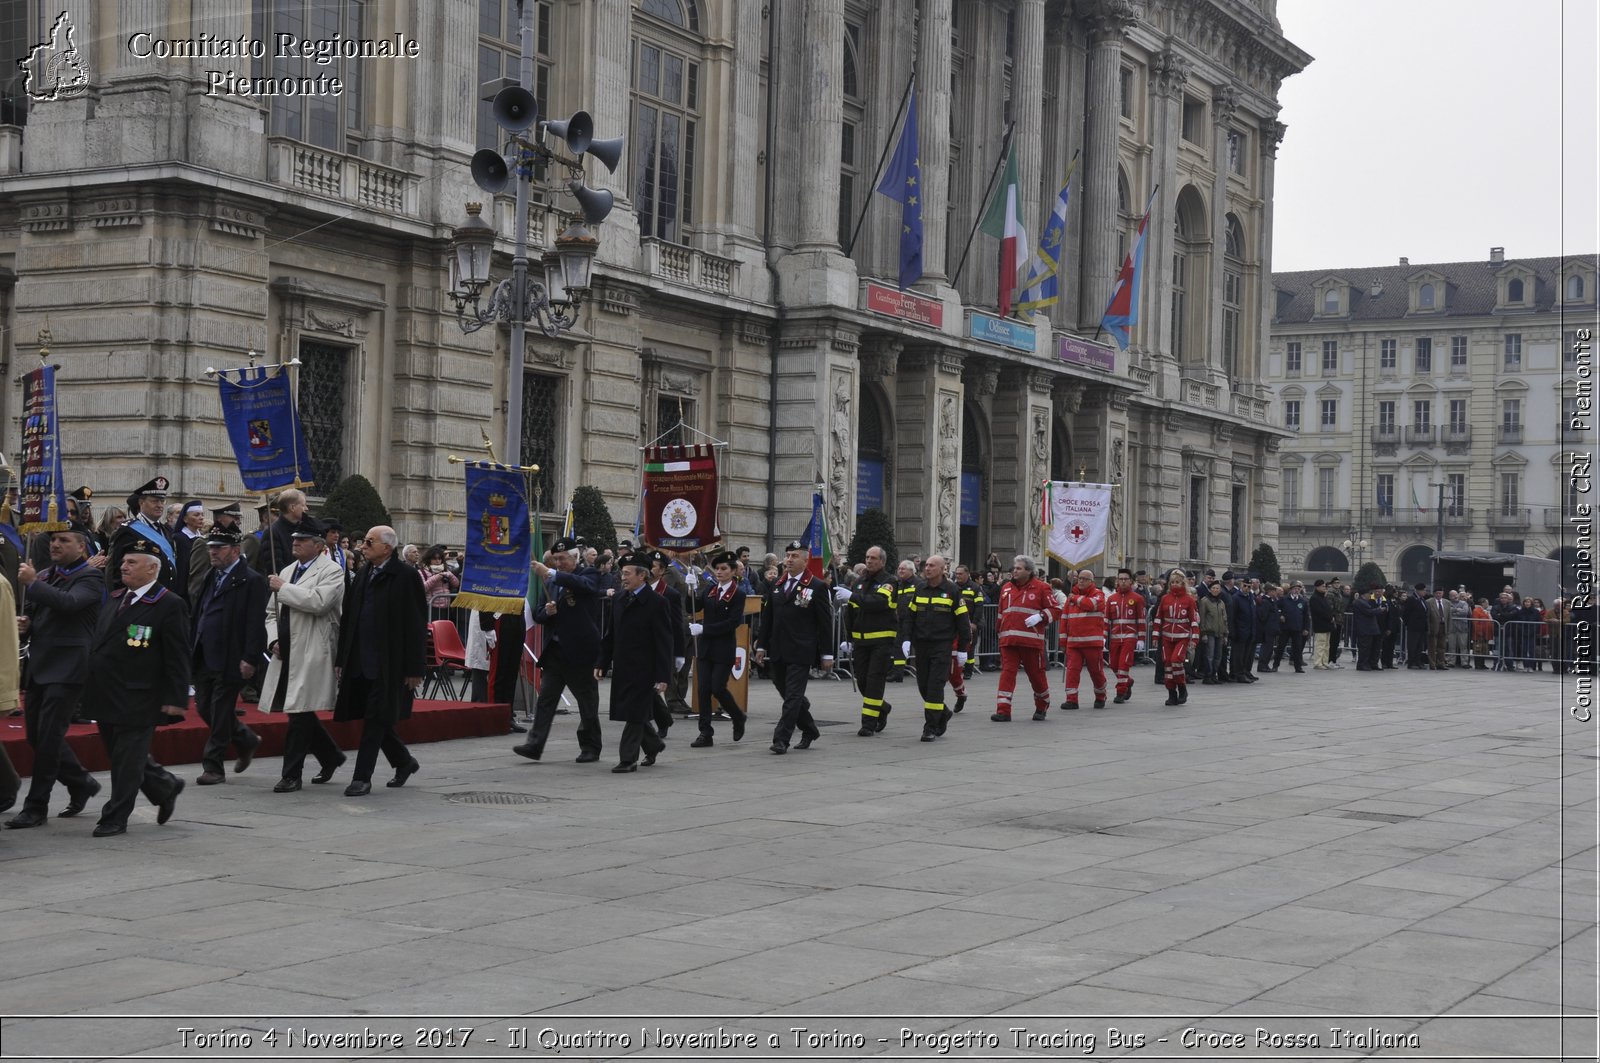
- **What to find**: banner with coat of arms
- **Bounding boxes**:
[1042,480,1114,569]
[457,462,534,612]
[217,367,316,492]
[19,365,68,533]
[642,443,720,552]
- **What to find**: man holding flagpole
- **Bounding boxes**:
[513,537,604,765]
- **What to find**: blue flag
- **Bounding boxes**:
[19,366,68,533]
[457,462,533,613]
[875,83,923,290]
[217,368,316,492]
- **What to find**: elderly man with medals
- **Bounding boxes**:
[754,540,834,755]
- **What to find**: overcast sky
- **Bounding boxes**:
[1270,0,1598,273]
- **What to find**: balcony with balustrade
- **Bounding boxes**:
[641,239,740,298]
[1281,508,1351,529]
[1368,506,1473,530]
[1497,424,1524,444]
[268,138,419,215]
[1370,425,1399,456]
[1441,425,1472,454]
[1404,425,1436,446]
[1487,506,1531,531]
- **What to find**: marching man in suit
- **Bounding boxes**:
[597,551,672,772]
[82,539,189,836]
[7,523,105,828]
[514,536,605,764]
[754,540,834,755]
[190,526,266,785]
[689,550,747,747]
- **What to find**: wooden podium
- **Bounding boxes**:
[689,597,763,715]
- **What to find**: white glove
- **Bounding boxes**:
[688,622,704,637]
[833,586,853,603]
[902,640,911,658]
[952,649,964,661]
[1023,613,1043,628]
[674,657,685,671]
[485,632,498,649]
[1136,639,1146,652]
[839,641,852,654]
[686,572,699,588]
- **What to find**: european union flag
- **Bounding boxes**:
[875,83,922,290]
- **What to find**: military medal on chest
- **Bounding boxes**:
[126,624,152,648]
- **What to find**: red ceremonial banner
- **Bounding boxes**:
[642,444,720,551]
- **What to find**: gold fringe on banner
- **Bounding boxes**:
[452,592,528,614]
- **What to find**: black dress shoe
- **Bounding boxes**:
[513,743,542,761]
[387,759,420,788]
[344,780,372,797]
[642,750,658,766]
[92,822,126,838]
[920,732,936,742]
[509,719,529,733]
[731,711,746,742]
[1092,699,1107,709]
[690,734,713,748]
[611,762,637,773]
[769,743,787,755]
[196,770,226,786]
[1113,693,1128,704]
[59,778,101,818]
[575,752,600,763]
[953,695,966,713]
[990,712,1011,722]
[312,754,346,784]
[156,778,184,825]
[233,735,260,774]
[273,778,302,793]
[5,809,47,829]
[1032,711,1048,721]
[795,731,818,750]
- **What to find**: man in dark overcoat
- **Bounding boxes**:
[689,551,748,747]
[7,524,105,828]
[753,540,835,755]
[596,552,672,773]
[190,526,267,785]
[333,525,426,796]
[82,540,189,836]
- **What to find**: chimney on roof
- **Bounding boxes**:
[1490,246,1505,265]
[1369,279,1383,297]
[1399,257,1409,266]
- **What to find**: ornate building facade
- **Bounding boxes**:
[1267,250,1596,588]
[0,0,1306,569]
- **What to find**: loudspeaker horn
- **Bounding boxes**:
[584,136,625,174]
[492,85,537,132]
[568,179,614,224]
[544,110,594,155]
[470,149,511,193]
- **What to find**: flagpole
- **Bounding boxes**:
[845,71,916,258]
[951,122,1015,287]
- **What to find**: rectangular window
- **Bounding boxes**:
[1451,335,1468,368]
[1181,96,1203,142]
[256,0,367,151]
[1230,486,1246,564]
[1415,337,1432,374]
[477,2,553,155]
[1171,254,1186,361]
[633,37,701,243]
[1500,398,1522,442]
[1412,400,1431,432]
[1282,467,1299,513]
[1447,473,1466,517]
[521,372,562,512]
[1188,476,1204,559]
[1377,400,1396,433]
[1222,271,1241,378]
[1376,474,1394,516]
[1565,331,1583,368]
[1500,472,1519,514]
[1564,396,1586,441]
[1322,341,1338,375]
[1284,399,1301,430]
[1448,399,1468,433]
[1119,66,1134,119]
[1504,333,1522,370]
[297,339,351,490]
[1380,339,1396,370]
[1317,468,1336,515]
[1320,398,1337,430]
[1285,341,1301,376]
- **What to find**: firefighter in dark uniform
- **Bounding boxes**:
[82,538,189,836]
[106,476,178,591]
[899,554,970,742]
[890,558,918,681]
[688,551,747,746]
[754,540,834,754]
[847,545,899,736]
[953,563,984,680]
[513,537,605,764]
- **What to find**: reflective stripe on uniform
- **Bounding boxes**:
[858,630,895,639]
[923,701,945,712]
[862,706,881,717]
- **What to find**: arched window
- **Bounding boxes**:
[1398,545,1434,588]
[1322,290,1339,314]
[1223,215,1245,378]
[1306,546,1349,573]
[1116,168,1132,263]
[1419,283,1435,309]
[1172,187,1207,361]
[839,22,866,250]
[1225,214,1245,258]
[632,0,706,243]
[1507,278,1524,302]
[1567,274,1585,301]
[855,387,888,516]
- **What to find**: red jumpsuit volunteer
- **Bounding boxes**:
[991,555,1055,722]
[1059,570,1109,710]
[1156,568,1200,705]
[1105,567,1146,704]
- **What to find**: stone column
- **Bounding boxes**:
[1207,85,1240,376]
[894,346,964,557]
[771,319,861,537]
[1041,20,1083,327]
[991,367,1055,559]
[1147,49,1189,362]
[1014,0,1046,243]
[797,0,846,251]
[916,0,953,282]
[1255,120,1287,384]
[1077,0,1135,330]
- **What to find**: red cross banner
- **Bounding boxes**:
[642,443,721,552]
[1042,480,1113,569]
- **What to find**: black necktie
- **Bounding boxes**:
[215,570,227,596]
[118,593,139,614]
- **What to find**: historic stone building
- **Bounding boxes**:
[0,0,1306,570]
[1266,250,1596,588]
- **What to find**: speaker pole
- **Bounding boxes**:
[503,0,535,467]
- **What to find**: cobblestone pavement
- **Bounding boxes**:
[0,663,1593,1061]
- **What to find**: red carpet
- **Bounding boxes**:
[0,699,511,776]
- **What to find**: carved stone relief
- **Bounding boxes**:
[936,393,961,558]
[829,371,854,539]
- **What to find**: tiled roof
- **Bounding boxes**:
[1271,254,1591,324]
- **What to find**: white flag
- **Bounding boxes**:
[1043,481,1114,569]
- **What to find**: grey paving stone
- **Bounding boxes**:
[1085,950,1311,1007]
[0,956,243,1013]
[651,940,917,1005]
[817,908,1047,956]
[1260,962,1487,1013]
[896,941,1141,994]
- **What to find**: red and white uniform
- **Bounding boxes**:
[1059,584,1108,704]
[995,577,1055,717]
[1105,589,1146,698]
[1155,590,1200,689]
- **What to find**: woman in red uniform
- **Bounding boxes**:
[1156,569,1200,705]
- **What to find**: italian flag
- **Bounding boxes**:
[645,459,693,473]
[979,141,1028,318]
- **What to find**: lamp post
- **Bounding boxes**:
[1429,477,1446,586]
[1341,534,1369,582]
[445,0,621,466]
